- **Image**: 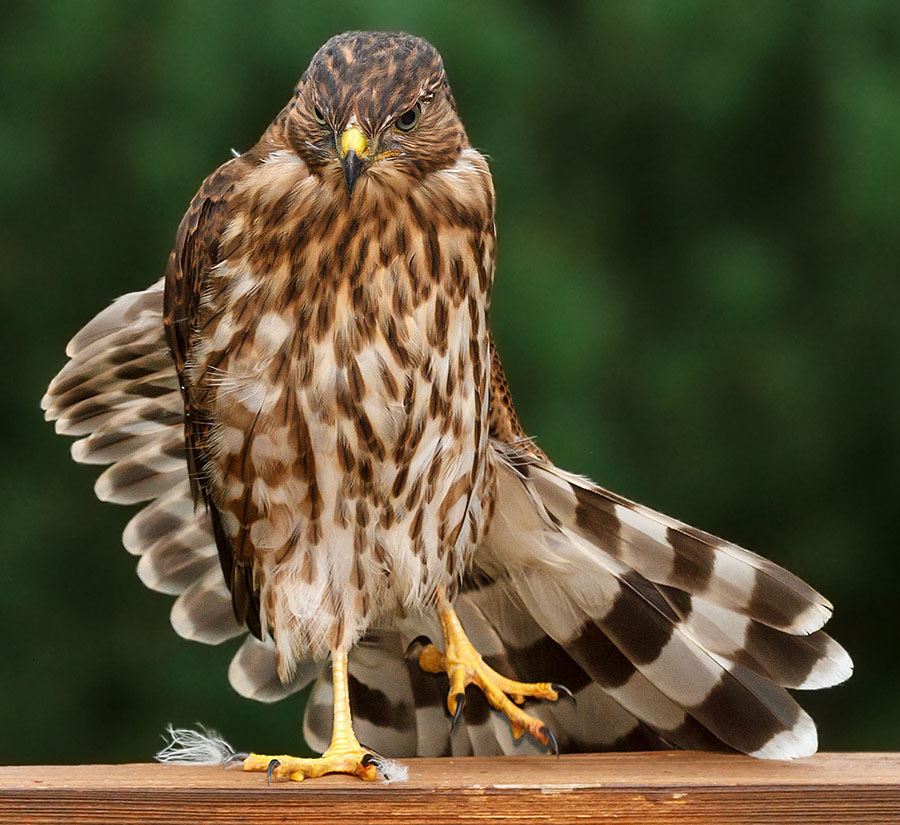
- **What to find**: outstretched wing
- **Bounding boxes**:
[42,149,324,703]
[463,346,852,759]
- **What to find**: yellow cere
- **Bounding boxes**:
[340,126,368,158]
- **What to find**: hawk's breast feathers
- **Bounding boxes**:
[177,142,498,667]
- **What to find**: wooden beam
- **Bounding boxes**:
[1,752,898,824]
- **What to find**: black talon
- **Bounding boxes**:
[361,752,383,770]
[541,726,559,758]
[552,683,576,706]
[450,693,466,733]
[266,758,281,785]
[223,751,249,769]
[404,635,433,658]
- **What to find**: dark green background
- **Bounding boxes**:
[2,1,897,764]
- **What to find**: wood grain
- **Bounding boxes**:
[1,752,898,824]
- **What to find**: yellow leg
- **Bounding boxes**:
[243,649,378,782]
[416,592,566,750]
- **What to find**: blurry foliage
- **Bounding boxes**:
[1,1,898,763]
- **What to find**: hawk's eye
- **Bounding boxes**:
[395,104,421,132]
[313,106,327,125]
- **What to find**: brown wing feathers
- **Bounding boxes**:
[161,154,265,639]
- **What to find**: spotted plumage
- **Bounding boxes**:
[44,31,850,766]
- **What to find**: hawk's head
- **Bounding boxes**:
[287,32,467,195]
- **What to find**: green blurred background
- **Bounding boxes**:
[2,1,898,764]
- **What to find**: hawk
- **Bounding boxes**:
[43,31,851,781]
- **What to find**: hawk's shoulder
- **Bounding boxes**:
[163,109,297,372]
[163,155,251,373]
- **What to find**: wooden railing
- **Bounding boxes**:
[1,752,898,824]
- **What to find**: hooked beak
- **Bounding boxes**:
[339,125,369,196]
[341,150,367,196]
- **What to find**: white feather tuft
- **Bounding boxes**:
[155,724,236,766]
[377,757,409,784]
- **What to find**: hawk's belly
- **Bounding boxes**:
[196,265,494,655]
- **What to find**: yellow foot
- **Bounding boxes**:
[243,746,378,782]
[413,606,572,752]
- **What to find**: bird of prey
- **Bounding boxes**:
[43,31,851,782]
